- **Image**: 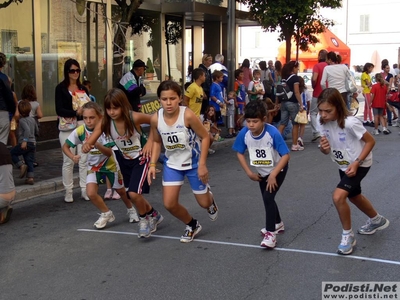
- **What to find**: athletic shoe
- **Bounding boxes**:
[138,216,151,238]
[64,191,74,203]
[19,164,28,178]
[207,192,218,221]
[180,221,202,243]
[261,222,285,235]
[392,123,399,127]
[372,129,379,135]
[260,231,276,249]
[127,207,139,223]
[94,211,115,229]
[104,189,112,200]
[81,189,90,201]
[111,190,121,200]
[25,178,34,185]
[312,134,321,142]
[357,217,390,235]
[383,129,391,135]
[208,148,216,155]
[0,206,13,224]
[363,121,370,127]
[291,144,304,151]
[297,137,304,147]
[337,233,356,255]
[369,121,375,127]
[149,210,164,232]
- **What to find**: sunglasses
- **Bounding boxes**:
[68,69,81,74]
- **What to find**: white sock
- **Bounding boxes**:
[342,229,353,235]
[371,214,382,224]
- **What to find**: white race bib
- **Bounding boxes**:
[330,148,350,167]
[162,132,186,151]
[115,136,141,159]
[249,147,274,167]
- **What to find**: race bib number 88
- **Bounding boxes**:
[249,147,274,167]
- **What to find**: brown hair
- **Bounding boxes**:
[82,101,103,116]
[102,88,134,138]
[212,70,224,81]
[318,88,349,129]
[18,100,32,118]
[374,73,386,87]
[21,84,37,102]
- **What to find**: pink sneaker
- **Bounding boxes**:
[260,231,276,249]
[291,144,304,151]
[112,190,121,200]
[104,189,112,200]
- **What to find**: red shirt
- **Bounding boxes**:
[312,62,328,98]
[370,83,388,109]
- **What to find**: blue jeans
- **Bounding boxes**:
[10,142,35,178]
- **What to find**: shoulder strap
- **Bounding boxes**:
[129,110,143,135]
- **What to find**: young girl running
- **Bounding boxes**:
[232,100,290,249]
[63,102,139,229]
[318,88,389,255]
[147,80,218,243]
[370,73,389,135]
[82,89,163,238]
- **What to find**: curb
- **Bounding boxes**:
[14,176,79,204]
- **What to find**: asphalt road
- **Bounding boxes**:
[1,125,400,300]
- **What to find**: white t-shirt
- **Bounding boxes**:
[320,64,348,93]
[317,116,372,171]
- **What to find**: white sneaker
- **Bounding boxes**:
[372,129,379,135]
[111,190,121,200]
[81,189,90,201]
[261,222,285,235]
[64,191,73,203]
[260,231,276,248]
[104,189,112,200]
[127,207,139,223]
[297,137,304,147]
[94,211,115,229]
[208,148,216,155]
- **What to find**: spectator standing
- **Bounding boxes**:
[240,58,252,89]
[55,58,89,202]
[248,69,265,101]
[0,52,15,145]
[198,54,213,115]
[183,68,205,117]
[361,63,374,126]
[117,59,147,112]
[209,54,228,91]
[259,61,274,100]
[370,73,390,135]
[310,50,328,141]
[209,70,225,125]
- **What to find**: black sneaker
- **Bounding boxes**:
[180,221,202,243]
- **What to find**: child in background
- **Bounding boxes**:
[232,100,290,249]
[225,91,237,138]
[370,73,389,135]
[10,100,38,185]
[8,78,19,147]
[82,88,162,238]
[83,80,97,102]
[200,106,221,154]
[22,84,43,167]
[318,88,389,255]
[234,69,246,130]
[248,69,265,101]
[148,80,218,243]
[209,70,225,125]
[264,98,279,124]
[63,102,138,229]
[296,77,310,147]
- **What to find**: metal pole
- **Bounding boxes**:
[227,0,236,92]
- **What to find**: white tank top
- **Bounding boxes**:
[110,120,141,160]
[158,106,201,170]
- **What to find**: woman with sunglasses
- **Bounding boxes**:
[55,58,90,203]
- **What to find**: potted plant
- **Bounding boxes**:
[146,57,154,80]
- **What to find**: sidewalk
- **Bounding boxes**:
[13,137,237,203]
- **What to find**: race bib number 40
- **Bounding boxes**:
[163,132,186,151]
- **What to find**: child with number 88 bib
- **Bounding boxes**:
[232,100,290,249]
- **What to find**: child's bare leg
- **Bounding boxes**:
[86,183,109,212]
[163,185,192,223]
[128,192,152,215]
[348,194,378,219]
[332,188,352,230]
[115,187,134,209]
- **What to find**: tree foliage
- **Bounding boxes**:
[0,0,23,9]
[238,0,342,63]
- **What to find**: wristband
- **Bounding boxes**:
[149,163,157,167]
[216,100,221,104]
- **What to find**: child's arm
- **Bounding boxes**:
[266,153,289,193]
[182,95,190,107]
[319,136,331,155]
[345,131,375,177]
[95,141,112,157]
[36,104,43,119]
[82,122,102,153]
[62,141,80,164]
[186,108,210,184]
[211,123,221,132]
[147,113,162,185]
[132,111,153,157]
[19,119,30,150]
[236,152,261,182]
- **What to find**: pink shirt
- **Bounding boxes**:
[242,67,252,89]
[312,62,328,98]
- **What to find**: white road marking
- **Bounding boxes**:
[77,229,400,266]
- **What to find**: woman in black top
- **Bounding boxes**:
[55,59,90,203]
[198,54,213,115]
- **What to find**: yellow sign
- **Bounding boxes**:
[141,99,161,115]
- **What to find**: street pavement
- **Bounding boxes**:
[2,108,400,299]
